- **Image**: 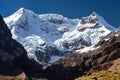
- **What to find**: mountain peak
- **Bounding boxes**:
[80,12,116,31]
[4,7,38,24]
[15,7,26,15]
[16,7,27,13]
[17,7,32,13]
[15,7,35,15]
[91,12,98,16]
[80,12,99,26]
[4,8,116,64]
[91,12,116,31]
[4,8,27,22]
[19,7,25,10]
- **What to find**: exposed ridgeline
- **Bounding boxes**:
[44,28,120,80]
[0,14,43,79]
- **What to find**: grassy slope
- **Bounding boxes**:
[75,64,120,80]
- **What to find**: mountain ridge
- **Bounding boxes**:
[4,7,116,64]
[1,7,120,80]
[44,27,120,80]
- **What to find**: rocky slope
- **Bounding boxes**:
[43,27,120,80]
[4,8,116,64]
[0,14,43,80]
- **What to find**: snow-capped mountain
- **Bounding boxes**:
[54,12,116,52]
[4,8,116,64]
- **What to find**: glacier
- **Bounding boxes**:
[4,8,116,64]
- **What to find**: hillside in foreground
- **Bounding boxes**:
[76,63,120,80]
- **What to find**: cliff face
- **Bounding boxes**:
[0,14,43,79]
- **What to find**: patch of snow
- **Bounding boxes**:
[104,38,110,41]
[76,45,100,53]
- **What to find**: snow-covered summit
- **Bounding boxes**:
[54,12,116,51]
[5,8,79,40]
[5,7,37,24]
[77,12,116,30]
[93,12,116,31]
[4,8,116,64]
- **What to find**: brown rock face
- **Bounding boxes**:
[43,29,120,80]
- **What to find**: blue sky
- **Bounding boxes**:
[0,0,120,27]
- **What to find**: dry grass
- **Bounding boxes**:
[0,72,26,80]
[0,75,22,80]
[75,64,120,80]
